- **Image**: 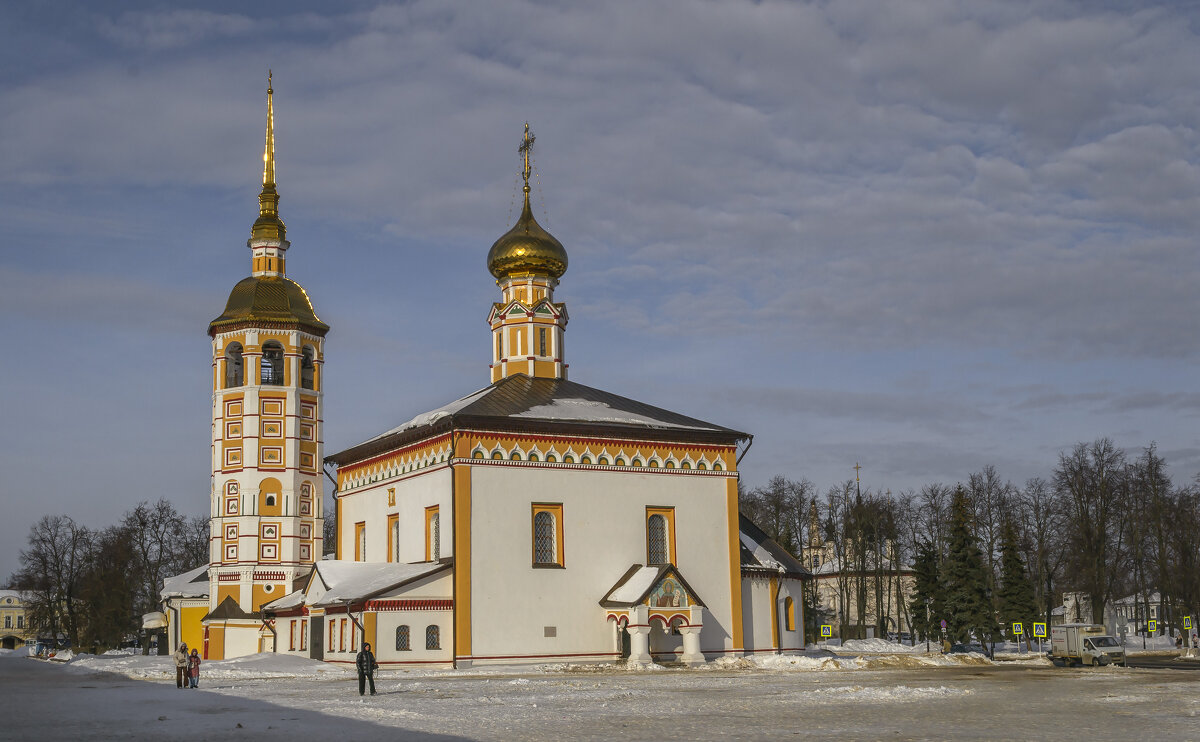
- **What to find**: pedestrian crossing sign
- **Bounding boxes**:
[1012,622,1024,635]
[1033,622,1047,638]
[1148,619,1157,632]
[821,625,832,638]
[1185,616,1193,630]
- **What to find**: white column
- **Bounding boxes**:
[627,626,652,667]
[679,626,705,667]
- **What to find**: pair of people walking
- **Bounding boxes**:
[172,643,201,689]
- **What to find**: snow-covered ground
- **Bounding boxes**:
[4,647,1199,741]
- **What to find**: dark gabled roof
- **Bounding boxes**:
[599,564,706,608]
[201,596,259,622]
[328,374,749,466]
[739,514,810,578]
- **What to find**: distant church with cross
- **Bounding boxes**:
[172,78,808,667]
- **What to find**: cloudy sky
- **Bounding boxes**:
[2,0,1199,579]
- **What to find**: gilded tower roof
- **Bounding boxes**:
[208,73,327,338]
[209,276,329,336]
[487,124,568,280]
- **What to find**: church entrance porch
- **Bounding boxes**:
[601,564,707,667]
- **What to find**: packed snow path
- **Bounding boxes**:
[3,651,1199,741]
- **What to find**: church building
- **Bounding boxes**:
[191,79,807,666]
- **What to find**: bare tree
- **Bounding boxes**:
[12,515,91,647]
[1016,477,1066,626]
[1054,439,1129,625]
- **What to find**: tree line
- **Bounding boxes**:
[740,439,1200,647]
[5,500,207,652]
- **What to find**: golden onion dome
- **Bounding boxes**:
[208,275,329,337]
[488,190,568,280]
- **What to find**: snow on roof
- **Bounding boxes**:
[606,566,660,604]
[513,398,716,430]
[262,588,306,612]
[310,561,447,605]
[363,386,493,443]
[160,565,209,599]
[739,530,785,572]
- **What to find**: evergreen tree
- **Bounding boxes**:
[997,516,1037,644]
[943,486,994,647]
[908,538,942,643]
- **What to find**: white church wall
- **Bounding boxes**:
[466,464,737,664]
[374,611,453,666]
[337,467,453,563]
[222,625,261,658]
[779,578,804,651]
[741,577,772,652]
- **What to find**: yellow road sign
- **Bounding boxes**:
[1032,622,1047,638]
[1185,616,1193,630]
[821,625,832,638]
[1148,619,1158,632]
[1013,622,1024,635]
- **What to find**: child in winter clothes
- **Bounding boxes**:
[188,648,201,688]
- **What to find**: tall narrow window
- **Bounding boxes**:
[426,507,441,561]
[355,522,366,561]
[225,342,244,388]
[497,331,503,359]
[784,596,796,631]
[532,504,564,567]
[388,514,399,563]
[426,624,440,650]
[396,625,410,651]
[301,346,315,390]
[646,507,675,565]
[261,341,284,385]
[539,327,547,356]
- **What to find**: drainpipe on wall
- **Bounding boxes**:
[736,435,754,466]
[261,615,277,653]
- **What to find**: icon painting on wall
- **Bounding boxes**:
[649,578,688,608]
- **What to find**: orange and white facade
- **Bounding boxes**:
[201,76,329,659]
[259,127,808,668]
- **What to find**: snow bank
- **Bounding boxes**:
[69,651,354,680]
[704,652,991,672]
[840,638,922,653]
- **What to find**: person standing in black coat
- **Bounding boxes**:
[355,642,378,696]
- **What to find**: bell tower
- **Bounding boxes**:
[204,73,330,658]
[486,124,569,383]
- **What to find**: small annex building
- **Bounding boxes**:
[158,565,210,655]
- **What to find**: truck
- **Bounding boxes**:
[1049,623,1127,667]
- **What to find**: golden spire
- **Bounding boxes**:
[487,123,567,280]
[519,121,535,195]
[251,70,286,243]
[263,70,276,188]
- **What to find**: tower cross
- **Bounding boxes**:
[853,462,862,481]
[518,122,536,190]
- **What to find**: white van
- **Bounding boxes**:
[1050,623,1127,667]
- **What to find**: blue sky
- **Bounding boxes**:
[2,1,1199,579]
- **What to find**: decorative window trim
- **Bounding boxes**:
[396,624,411,651]
[425,506,441,562]
[531,503,565,568]
[646,507,676,566]
[425,624,440,650]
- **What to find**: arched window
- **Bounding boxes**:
[301,346,315,390]
[784,596,796,631]
[647,514,668,565]
[425,624,440,650]
[261,341,284,385]
[396,625,410,651]
[533,510,556,565]
[225,343,244,388]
